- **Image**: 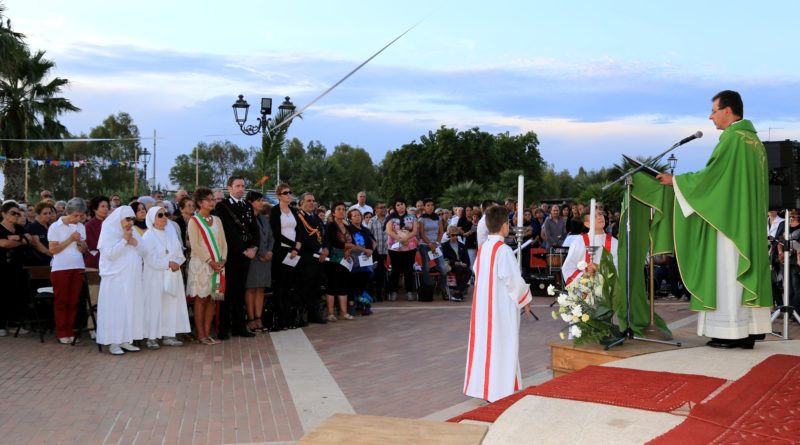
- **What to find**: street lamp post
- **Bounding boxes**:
[667,153,678,175]
[141,147,151,193]
[232,95,297,189]
[231,95,296,136]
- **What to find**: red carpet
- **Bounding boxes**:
[447,390,531,423]
[448,366,725,423]
[648,354,800,445]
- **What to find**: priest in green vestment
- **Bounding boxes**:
[657,90,772,349]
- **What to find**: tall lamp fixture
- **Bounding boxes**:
[233,94,296,136]
[140,147,152,191]
[667,154,678,175]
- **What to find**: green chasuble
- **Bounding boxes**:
[614,171,673,336]
[673,119,772,311]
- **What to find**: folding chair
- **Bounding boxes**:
[414,251,451,300]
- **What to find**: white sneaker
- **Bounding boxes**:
[58,337,72,345]
[388,292,397,301]
[109,344,125,355]
[89,330,96,340]
[162,337,183,347]
[146,339,160,350]
[15,327,29,335]
[120,342,140,352]
[0,329,7,337]
[407,292,417,301]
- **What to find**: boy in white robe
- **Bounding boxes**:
[562,209,618,287]
[464,205,532,402]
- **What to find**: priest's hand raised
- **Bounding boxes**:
[656,173,673,186]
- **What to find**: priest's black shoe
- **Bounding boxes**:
[217,332,230,340]
[706,337,754,349]
[749,334,766,341]
[233,330,256,338]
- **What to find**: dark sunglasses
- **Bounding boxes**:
[279,190,292,196]
[156,212,167,218]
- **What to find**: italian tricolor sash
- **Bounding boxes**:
[191,213,226,295]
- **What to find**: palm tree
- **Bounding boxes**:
[0,45,80,199]
[259,97,300,184]
[439,180,487,208]
[0,3,25,77]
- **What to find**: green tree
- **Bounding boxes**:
[378,126,545,203]
[169,140,253,190]
[328,143,377,203]
[87,113,143,198]
[0,21,79,200]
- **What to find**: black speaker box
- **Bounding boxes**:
[764,140,800,210]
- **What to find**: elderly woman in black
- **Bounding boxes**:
[0,202,36,336]
[269,183,302,330]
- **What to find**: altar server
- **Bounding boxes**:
[464,205,532,402]
[562,208,618,287]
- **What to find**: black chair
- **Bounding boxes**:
[19,266,54,343]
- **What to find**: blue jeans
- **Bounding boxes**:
[418,243,447,286]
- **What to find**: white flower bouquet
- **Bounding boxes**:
[550,250,620,346]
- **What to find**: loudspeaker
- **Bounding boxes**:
[765,140,800,210]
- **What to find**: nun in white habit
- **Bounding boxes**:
[142,206,190,348]
[96,206,147,355]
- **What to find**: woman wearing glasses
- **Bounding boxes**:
[142,206,190,349]
[96,206,148,355]
[186,188,228,345]
[269,183,302,330]
[47,198,88,344]
[0,202,36,337]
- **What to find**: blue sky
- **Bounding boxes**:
[5,0,800,189]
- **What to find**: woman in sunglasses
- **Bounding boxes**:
[0,201,36,337]
[142,206,190,349]
[269,183,302,330]
[96,206,148,355]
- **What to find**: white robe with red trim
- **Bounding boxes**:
[562,232,618,285]
[464,235,532,402]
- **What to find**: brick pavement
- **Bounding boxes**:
[0,334,302,445]
[0,293,736,445]
[304,296,696,419]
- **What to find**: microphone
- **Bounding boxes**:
[676,131,703,146]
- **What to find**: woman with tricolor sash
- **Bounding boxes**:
[186,187,228,345]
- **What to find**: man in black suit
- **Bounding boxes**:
[215,176,259,338]
[296,192,329,324]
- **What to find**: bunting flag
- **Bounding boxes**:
[0,156,138,166]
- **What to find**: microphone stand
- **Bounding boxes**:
[601,142,686,350]
[770,219,800,337]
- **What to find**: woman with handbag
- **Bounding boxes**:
[385,197,419,301]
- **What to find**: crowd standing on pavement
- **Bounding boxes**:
[3,177,694,355]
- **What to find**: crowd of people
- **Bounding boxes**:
[0,176,685,354]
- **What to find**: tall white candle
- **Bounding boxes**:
[589,198,596,242]
[517,175,524,228]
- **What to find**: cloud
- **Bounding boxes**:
[13,37,800,186]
